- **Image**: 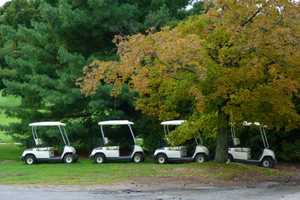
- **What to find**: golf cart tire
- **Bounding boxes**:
[94,153,105,164]
[63,153,74,164]
[24,154,36,165]
[261,157,274,168]
[132,152,144,163]
[156,153,167,164]
[227,154,234,163]
[194,153,206,163]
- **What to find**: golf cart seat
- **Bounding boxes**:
[232,147,251,152]
[34,138,44,147]
[233,137,240,146]
[230,147,251,160]
[167,146,187,157]
[37,147,54,151]
[105,146,119,150]
[167,146,186,151]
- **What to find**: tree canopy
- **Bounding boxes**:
[81,0,300,161]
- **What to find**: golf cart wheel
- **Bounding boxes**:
[133,153,143,163]
[63,154,74,164]
[156,154,167,164]
[24,154,36,165]
[261,157,274,168]
[94,153,105,164]
[194,153,206,163]
[227,154,233,164]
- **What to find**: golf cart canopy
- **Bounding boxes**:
[98,120,134,126]
[161,120,186,126]
[98,120,136,144]
[30,121,70,146]
[29,121,66,127]
[242,121,267,127]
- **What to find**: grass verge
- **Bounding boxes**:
[0,144,294,186]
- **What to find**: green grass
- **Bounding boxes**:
[0,144,22,160]
[0,92,295,186]
[0,144,293,185]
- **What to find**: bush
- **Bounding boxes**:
[271,130,300,163]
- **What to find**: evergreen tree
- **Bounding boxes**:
[0,0,197,151]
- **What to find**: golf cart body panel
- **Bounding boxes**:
[21,145,77,161]
[259,148,276,162]
[154,145,209,159]
[193,145,209,158]
[21,121,78,164]
[154,120,209,163]
[154,146,187,158]
[228,121,276,168]
[228,147,251,160]
[90,145,143,159]
[90,120,144,163]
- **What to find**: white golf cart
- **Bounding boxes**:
[90,120,144,164]
[228,121,276,168]
[154,120,209,164]
[21,122,78,165]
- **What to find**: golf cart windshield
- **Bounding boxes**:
[161,120,203,146]
[231,121,269,148]
[30,121,70,146]
[161,120,186,135]
[98,120,136,145]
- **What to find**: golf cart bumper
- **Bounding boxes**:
[89,152,98,160]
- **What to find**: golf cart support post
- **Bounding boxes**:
[98,120,136,144]
[30,122,70,146]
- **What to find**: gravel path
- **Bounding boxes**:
[0,184,299,200]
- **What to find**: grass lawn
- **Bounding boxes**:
[0,92,296,186]
[0,144,22,160]
[0,144,294,185]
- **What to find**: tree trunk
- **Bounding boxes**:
[214,109,228,163]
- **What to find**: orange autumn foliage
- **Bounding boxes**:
[81,0,300,131]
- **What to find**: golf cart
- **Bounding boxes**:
[154,120,209,164]
[228,121,276,168]
[21,121,78,165]
[90,120,144,164]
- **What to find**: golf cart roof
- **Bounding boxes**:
[161,120,186,126]
[98,120,134,126]
[29,121,66,127]
[242,121,267,127]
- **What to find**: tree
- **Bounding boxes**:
[0,0,41,89]
[81,0,300,162]
[0,0,196,150]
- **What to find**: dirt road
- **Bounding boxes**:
[0,184,299,200]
